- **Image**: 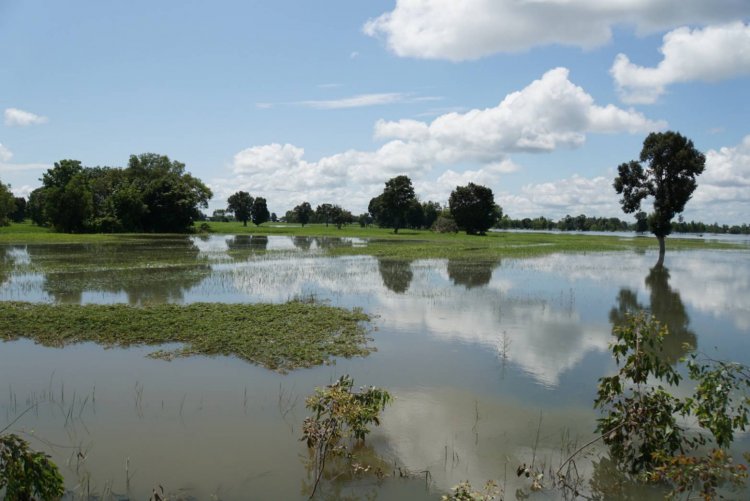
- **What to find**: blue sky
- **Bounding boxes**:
[1,0,749,224]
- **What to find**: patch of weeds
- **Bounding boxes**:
[0,301,373,372]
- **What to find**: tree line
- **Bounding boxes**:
[2,132,748,241]
[1,153,212,233]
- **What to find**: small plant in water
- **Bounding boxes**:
[0,433,64,500]
[442,480,501,501]
[301,375,392,499]
[594,312,750,499]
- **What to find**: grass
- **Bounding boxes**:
[0,301,373,372]
[1,220,743,260]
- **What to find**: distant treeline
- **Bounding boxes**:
[497,214,750,234]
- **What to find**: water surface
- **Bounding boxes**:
[1,236,748,499]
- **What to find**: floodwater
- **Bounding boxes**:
[1,235,749,500]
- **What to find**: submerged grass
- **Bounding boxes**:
[0,301,373,372]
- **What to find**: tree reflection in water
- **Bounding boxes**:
[26,237,211,305]
[377,258,413,294]
[446,260,499,289]
[610,265,697,364]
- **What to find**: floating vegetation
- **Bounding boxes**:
[0,301,373,372]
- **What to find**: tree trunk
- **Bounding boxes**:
[243,220,247,227]
[656,235,665,267]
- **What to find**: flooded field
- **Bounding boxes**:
[1,235,749,499]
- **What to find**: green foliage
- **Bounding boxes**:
[441,480,501,501]
[369,175,417,233]
[10,197,26,223]
[0,433,65,501]
[302,375,392,498]
[251,197,270,226]
[227,191,254,226]
[449,183,501,235]
[0,301,373,372]
[432,215,458,234]
[294,201,314,226]
[0,182,14,227]
[596,312,750,498]
[29,154,211,233]
[614,131,705,263]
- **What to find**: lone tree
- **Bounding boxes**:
[293,202,313,227]
[369,175,416,233]
[227,191,254,226]
[614,131,705,267]
[251,197,270,226]
[449,183,501,235]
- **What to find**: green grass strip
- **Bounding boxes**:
[0,301,373,372]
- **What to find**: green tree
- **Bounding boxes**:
[449,183,501,235]
[36,159,94,232]
[293,201,314,227]
[614,131,705,267]
[251,197,270,226]
[369,175,416,234]
[0,182,14,226]
[126,153,212,233]
[329,205,353,229]
[421,201,441,229]
[227,191,254,226]
[27,188,48,226]
[315,203,334,226]
[10,197,26,223]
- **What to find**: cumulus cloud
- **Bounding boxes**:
[497,174,621,219]
[214,68,662,212]
[363,0,750,61]
[498,135,750,223]
[685,135,750,223]
[612,22,750,104]
[4,108,48,127]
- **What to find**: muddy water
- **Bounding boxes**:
[1,236,749,499]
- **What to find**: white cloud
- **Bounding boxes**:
[683,135,750,223]
[497,135,750,223]
[296,92,411,109]
[363,0,750,61]
[4,108,48,127]
[498,174,621,219]
[10,185,34,198]
[257,92,440,110]
[612,22,750,104]
[0,144,12,162]
[214,68,662,212]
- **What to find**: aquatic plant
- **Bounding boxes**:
[0,433,64,500]
[595,312,750,499]
[0,301,373,372]
[301,375,392,498]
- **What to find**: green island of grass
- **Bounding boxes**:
[0,301,373,372]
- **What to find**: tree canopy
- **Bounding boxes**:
[0,181,15,227]
[614,131,705,266]
[27,153,211,233]
[227,191,254,226]
[251,197,270,226]
[369,175,416,233]
[293,202,314,227]
[449,183,501,235]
